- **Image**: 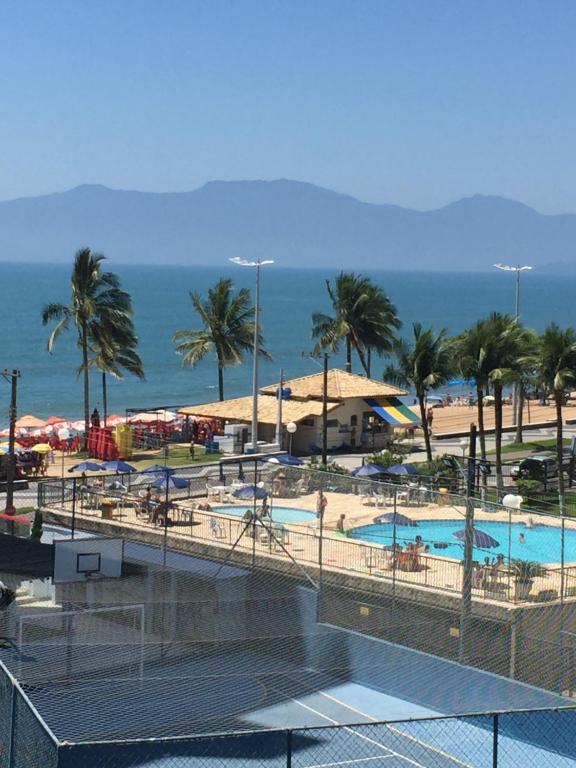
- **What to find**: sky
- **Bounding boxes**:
[1,0,576,213]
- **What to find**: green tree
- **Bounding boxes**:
[384,323,453,461]
[89,320,144,425]
[525,323,576,513]
[311,272,400,375]
[41,248,135,440]
[173,278,268,401]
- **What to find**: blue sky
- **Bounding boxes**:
[1,0,576,212]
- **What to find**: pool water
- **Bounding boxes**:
[348,519,576,564]
[212,505,316,525]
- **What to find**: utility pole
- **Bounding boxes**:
[459,423,477,663]
[2,369,20,515]
[302,352,330,465]
[322,353,328,466]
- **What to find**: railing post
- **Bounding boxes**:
[492,713,499,768]
[8,681,17,768]
[286,729,292,768]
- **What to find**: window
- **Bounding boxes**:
[350,415,358,426]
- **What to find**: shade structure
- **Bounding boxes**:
[129,410,178,424]
[383,463,419,476]
[452,528,500,548]
[374,512,418,527]
[263,454,304,467]
[233,485,268,500]
[143,464,176,475]
[31,443,53,453]
[44,416,67,426]
[101,460,137,473]
[15,415,45,429]
[364,397,420,427]
[69,461,106,472]
[150,475,189,491]
[351,463,384,477]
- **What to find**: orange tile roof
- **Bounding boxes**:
[260,368,405,400]
[179,395,340,425]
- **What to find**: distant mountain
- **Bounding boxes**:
[0,180,575,271]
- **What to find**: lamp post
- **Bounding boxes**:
[229,257,274,454]
[493,263,532,320]
[286,422,297,455]
[493,263,533,438]
[58,427,70,479]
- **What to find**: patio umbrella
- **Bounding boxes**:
[233,485,268,500]
[31,443,53,453]
[263,454,304,467]
[143,464,175,475]
[15,415,45,430]
[452,528,500,548]
[44,416,67,426]
[101,460,137,473]
[351,463,384,477]
[68,461,106,472]
[374,512,418,527]
[151,475,189,491]
[383,464,419,476]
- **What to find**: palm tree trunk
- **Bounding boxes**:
[218,365,224,402]
[514,384,524,444]
[346,337,352,373]
[418,392,432,462]
[367,348,371,378]
[556,391,565,514]
[102,372,108,427]
[476,385,486,460]
[494,382,503,495]
[82,322,90,450]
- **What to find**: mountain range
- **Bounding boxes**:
[0,180,574,271]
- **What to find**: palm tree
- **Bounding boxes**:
[527,324,576,513]
[312,272,400,375]
[173,278,268,401]
[90,320,144,425]
[384,324,453,461]
[42,248,135,441]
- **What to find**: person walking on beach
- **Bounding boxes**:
[189,439,195,461]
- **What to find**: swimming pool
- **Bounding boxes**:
[348,518,576,564]
[211,505,316,525]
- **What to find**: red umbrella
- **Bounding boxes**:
[45,416,68,426]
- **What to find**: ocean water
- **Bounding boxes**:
[0,263,573,421]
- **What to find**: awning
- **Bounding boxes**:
[365,397,420,426]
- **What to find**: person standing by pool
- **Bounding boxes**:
[316,490,327,519]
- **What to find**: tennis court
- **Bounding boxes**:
[3,535,576,766]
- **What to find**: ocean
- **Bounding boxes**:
[0,263,572,422]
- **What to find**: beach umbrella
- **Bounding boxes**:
[374,512,418,527]
[452,528,500,548]
[351,463,384,477]
[143,464,175,475]
[68,461,106,472]
[15,415,45,430]
[101,460,137,473]
[44,416,67,426]
[233,485,268,500]
[263,454,304,467]
[383,464,419,476]
[31,443,53,454]
[150,475,189,491]
[70,420,86,431]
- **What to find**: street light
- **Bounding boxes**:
[493,263,533,319]
[229,257,274,453]
[286,422,297,455]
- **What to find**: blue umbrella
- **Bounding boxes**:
[233,485,268,500]
[68,461,105,472]
[101,460,137,473]
[374,512,418,527]
[383,464,419,476]
[143,464,175,475]
[151,475,189,491]
[351,463,384,477]
[452,528,500,548]
[263,454,304,467]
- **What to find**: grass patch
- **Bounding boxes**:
[488,437,570,456]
